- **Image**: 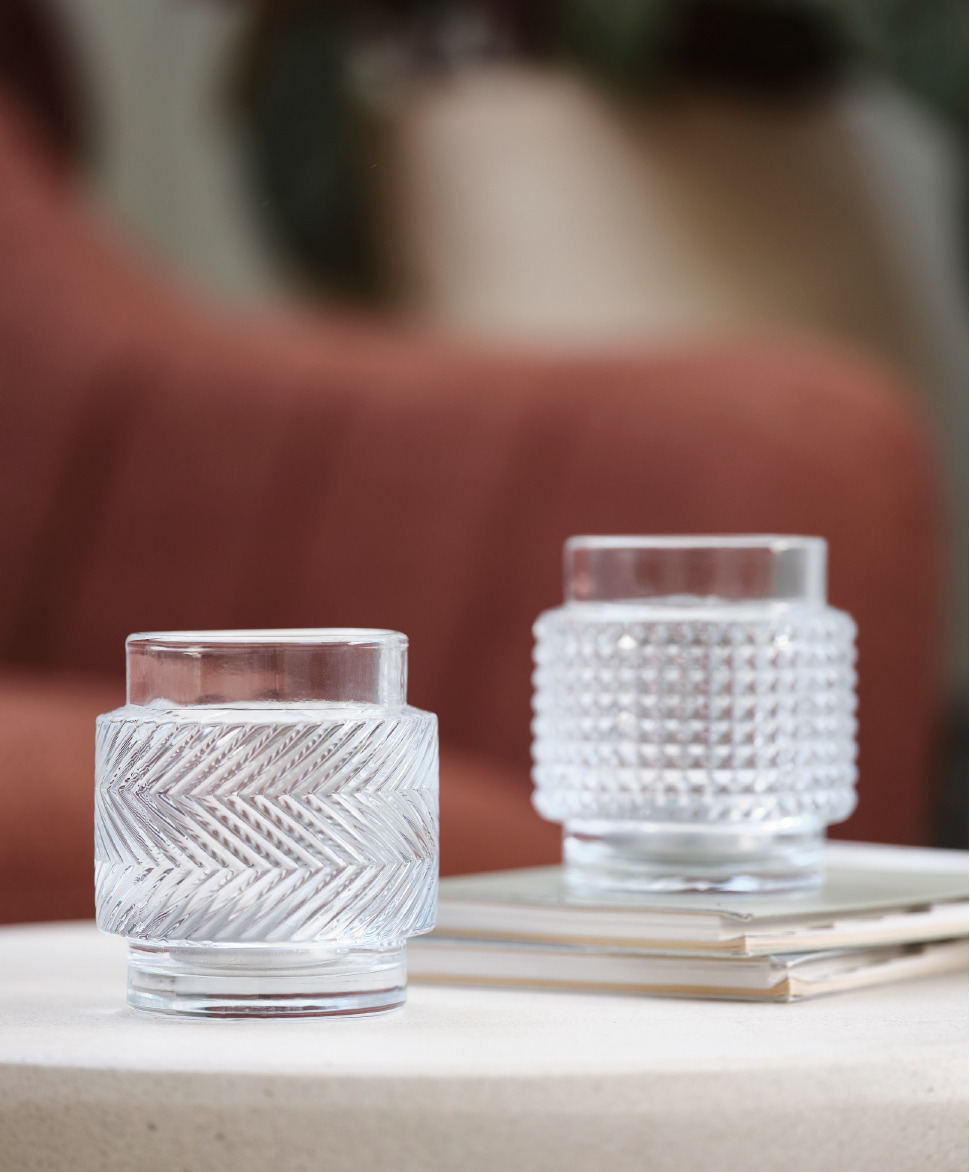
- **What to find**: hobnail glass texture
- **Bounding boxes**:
[95,630,438,1017]
[531,537,858,893]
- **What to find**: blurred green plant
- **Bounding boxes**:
[236,0,966,299]
[237,3,382,299]
[828,0,967,132]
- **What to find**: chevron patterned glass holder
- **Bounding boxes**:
[532,537,858,895]
[95,630,438,1018]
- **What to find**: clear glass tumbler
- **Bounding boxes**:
[532,537,858,893]
[95,629,438,1017]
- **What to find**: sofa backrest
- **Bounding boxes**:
[0,93,943,845]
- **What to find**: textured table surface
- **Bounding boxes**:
[0,922,966,1172]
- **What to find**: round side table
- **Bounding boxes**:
[1,922,966,1172]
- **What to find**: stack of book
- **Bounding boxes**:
[410,842,968,1002]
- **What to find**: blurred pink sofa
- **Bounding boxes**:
[0,90,945,924]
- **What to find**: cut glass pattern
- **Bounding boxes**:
[95,706,438,945]
[532,606,857,827]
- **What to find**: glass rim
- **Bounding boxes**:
[127,628,407,649]
[124,630,410,706]
[564,534,827,604]
[565,535,825,553]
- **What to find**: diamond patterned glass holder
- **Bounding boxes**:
[532,537,858,893]
[95,630,438,1018]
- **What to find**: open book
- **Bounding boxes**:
[427,842,968,957]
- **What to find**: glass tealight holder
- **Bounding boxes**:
[531,537,858,894]
[95,630,438,1018]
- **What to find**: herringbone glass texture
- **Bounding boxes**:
[95,704,438,946]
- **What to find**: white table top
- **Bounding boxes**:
[1,922,967,1172]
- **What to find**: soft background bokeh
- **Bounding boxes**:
[49,0,965,682]
[0,0,965,926]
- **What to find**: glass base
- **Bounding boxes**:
[563,821,825,895]
[126,941,407,1018]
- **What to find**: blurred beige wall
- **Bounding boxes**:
[51,0,289,302]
